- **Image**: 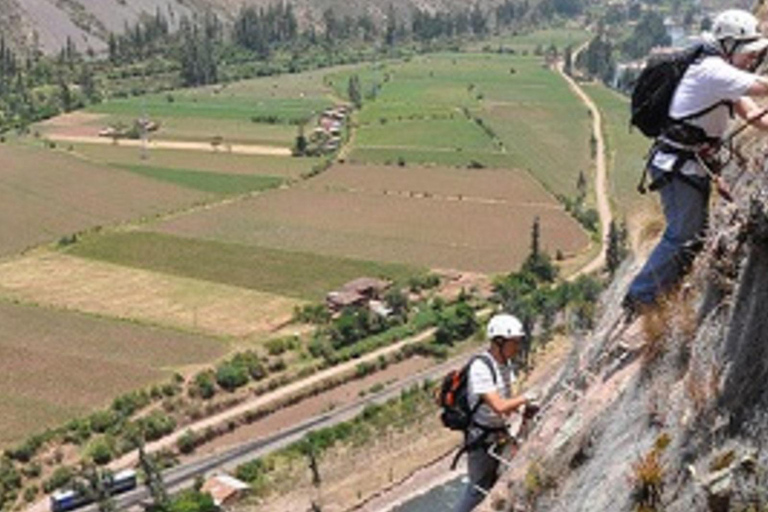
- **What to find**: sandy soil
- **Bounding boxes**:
[46,135,292,156]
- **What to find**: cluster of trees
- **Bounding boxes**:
[233,4,298,56]
[496,0,531,28]
[190,350,278,398]
[577,33,616,84]
[493,218,604,362]
[411,5,489,41]
[0,36,100,133]
[107,8,172,65]
[536,0,584,19]
[621,11,671,60]
[434,296,479,346]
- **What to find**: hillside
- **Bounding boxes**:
[0,0,511,54]
[474,81,768,512]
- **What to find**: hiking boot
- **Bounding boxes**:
[620,295,641,324]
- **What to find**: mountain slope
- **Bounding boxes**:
[0,0,508,54]
[474,66,768,512]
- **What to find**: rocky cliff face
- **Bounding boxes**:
[475,62,768,512]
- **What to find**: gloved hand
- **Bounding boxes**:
[522,391,541,419]
[523,390,540,404]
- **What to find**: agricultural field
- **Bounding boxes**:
[67,231,422,301]
[581,83,657,225]
[308,163,557,205]
[83,68,338,143]
[68,143,318,179]
[0,142,206,256]
[0,299,226,447]
[340,53,593,199]
[141,163,589,274]
[0,252,302,337]
[111,164,284,195]
[38,112,300,148]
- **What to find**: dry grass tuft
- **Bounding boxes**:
[640,300,672,364]
[709,450,736,472]
[630,446,666,512]
[685,364,719,417]
[525,460,556,505]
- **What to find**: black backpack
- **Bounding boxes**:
[438,354,512,469]
[438,354,498,432]
[630,45,715,139]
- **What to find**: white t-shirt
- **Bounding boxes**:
[466,351,515,441]
[652,55,757,177]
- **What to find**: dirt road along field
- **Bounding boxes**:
[556,58,613,279]
[46,135,292,157]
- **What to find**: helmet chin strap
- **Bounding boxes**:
[720,38,739,59]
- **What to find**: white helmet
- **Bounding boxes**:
[712,9,768,55]
[486,313,524,341]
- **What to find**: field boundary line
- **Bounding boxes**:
[46,135,292,156]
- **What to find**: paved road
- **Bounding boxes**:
[81,354,472,512]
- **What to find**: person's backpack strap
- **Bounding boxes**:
[449,354,506,470]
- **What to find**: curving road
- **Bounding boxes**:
[556,57,613,280]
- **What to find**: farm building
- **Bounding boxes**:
[201,474,250,508]
[326,277,391,312]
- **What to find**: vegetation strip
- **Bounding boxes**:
[68,232,422,301]
[111,164,284,195]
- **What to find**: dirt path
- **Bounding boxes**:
[556,56,613,280]
[46,135,292,157]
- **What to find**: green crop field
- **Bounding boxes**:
[581,83,656,221]
[355,119,498,151]
[90,93,331,124]
[0,300,226,447]
[342,53,592,199]
[68,232,423,301]
[70,144,317,178]
[113,164,284,195]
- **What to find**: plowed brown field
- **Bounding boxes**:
[0,143,205,256]
[0,300,226,447]
[308,163,559,205]
[150,165,589,273]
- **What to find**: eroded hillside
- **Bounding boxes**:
[0,0,507,54]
